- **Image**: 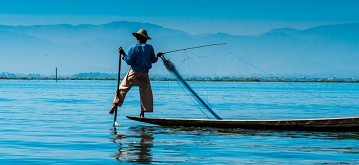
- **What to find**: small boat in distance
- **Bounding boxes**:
[127,116,359,132]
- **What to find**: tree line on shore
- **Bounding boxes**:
[1,72,358,83]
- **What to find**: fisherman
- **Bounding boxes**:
[109,29,163,117]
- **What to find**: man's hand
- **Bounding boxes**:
[157,52,164,57]
[118,47,126,55]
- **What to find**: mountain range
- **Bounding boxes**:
[0,21,358,78]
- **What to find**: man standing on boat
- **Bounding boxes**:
[109,29,163,118]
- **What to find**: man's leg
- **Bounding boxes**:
[138,73,153,117]
[109,71,133,114]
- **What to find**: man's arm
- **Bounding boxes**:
[150,46,158,63]
[119,47,136,65]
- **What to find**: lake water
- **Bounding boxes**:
[0,80,358,164]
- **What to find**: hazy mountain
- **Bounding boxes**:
[0,21,358,78]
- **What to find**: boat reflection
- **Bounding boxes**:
[110,124,358,163]
[111,125,154,163]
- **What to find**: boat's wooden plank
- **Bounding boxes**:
[126,116,359,132]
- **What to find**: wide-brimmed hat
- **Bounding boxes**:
[132,29,151,40]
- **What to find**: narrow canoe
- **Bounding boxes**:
[126,116,359,132]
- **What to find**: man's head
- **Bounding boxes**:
[132,29,151,43]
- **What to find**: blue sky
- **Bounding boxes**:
[1,0,358,35]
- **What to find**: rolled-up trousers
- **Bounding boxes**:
[112,69,153,112]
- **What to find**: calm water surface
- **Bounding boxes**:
[0,80,358,164]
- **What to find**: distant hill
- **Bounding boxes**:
[0,21,358,78]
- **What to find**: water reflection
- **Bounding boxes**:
[110,125,358,163]
[111,125,154,163]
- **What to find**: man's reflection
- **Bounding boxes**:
[111,125,154,163]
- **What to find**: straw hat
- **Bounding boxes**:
[132,29,151,39]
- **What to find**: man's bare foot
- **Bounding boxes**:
[140,111,145,118]
[109,104,117,114]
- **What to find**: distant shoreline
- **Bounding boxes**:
[1,77,358,83]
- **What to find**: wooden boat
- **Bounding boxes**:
[127,116,359,132]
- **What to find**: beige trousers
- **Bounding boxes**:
[113,69,153,112]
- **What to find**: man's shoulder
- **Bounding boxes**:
[145,43,155,49]
[129,44,154,54]
[130,43,153,48]
[129,44,139,49]
[141,43,153,48]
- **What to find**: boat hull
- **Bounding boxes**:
[126,116,359,132]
